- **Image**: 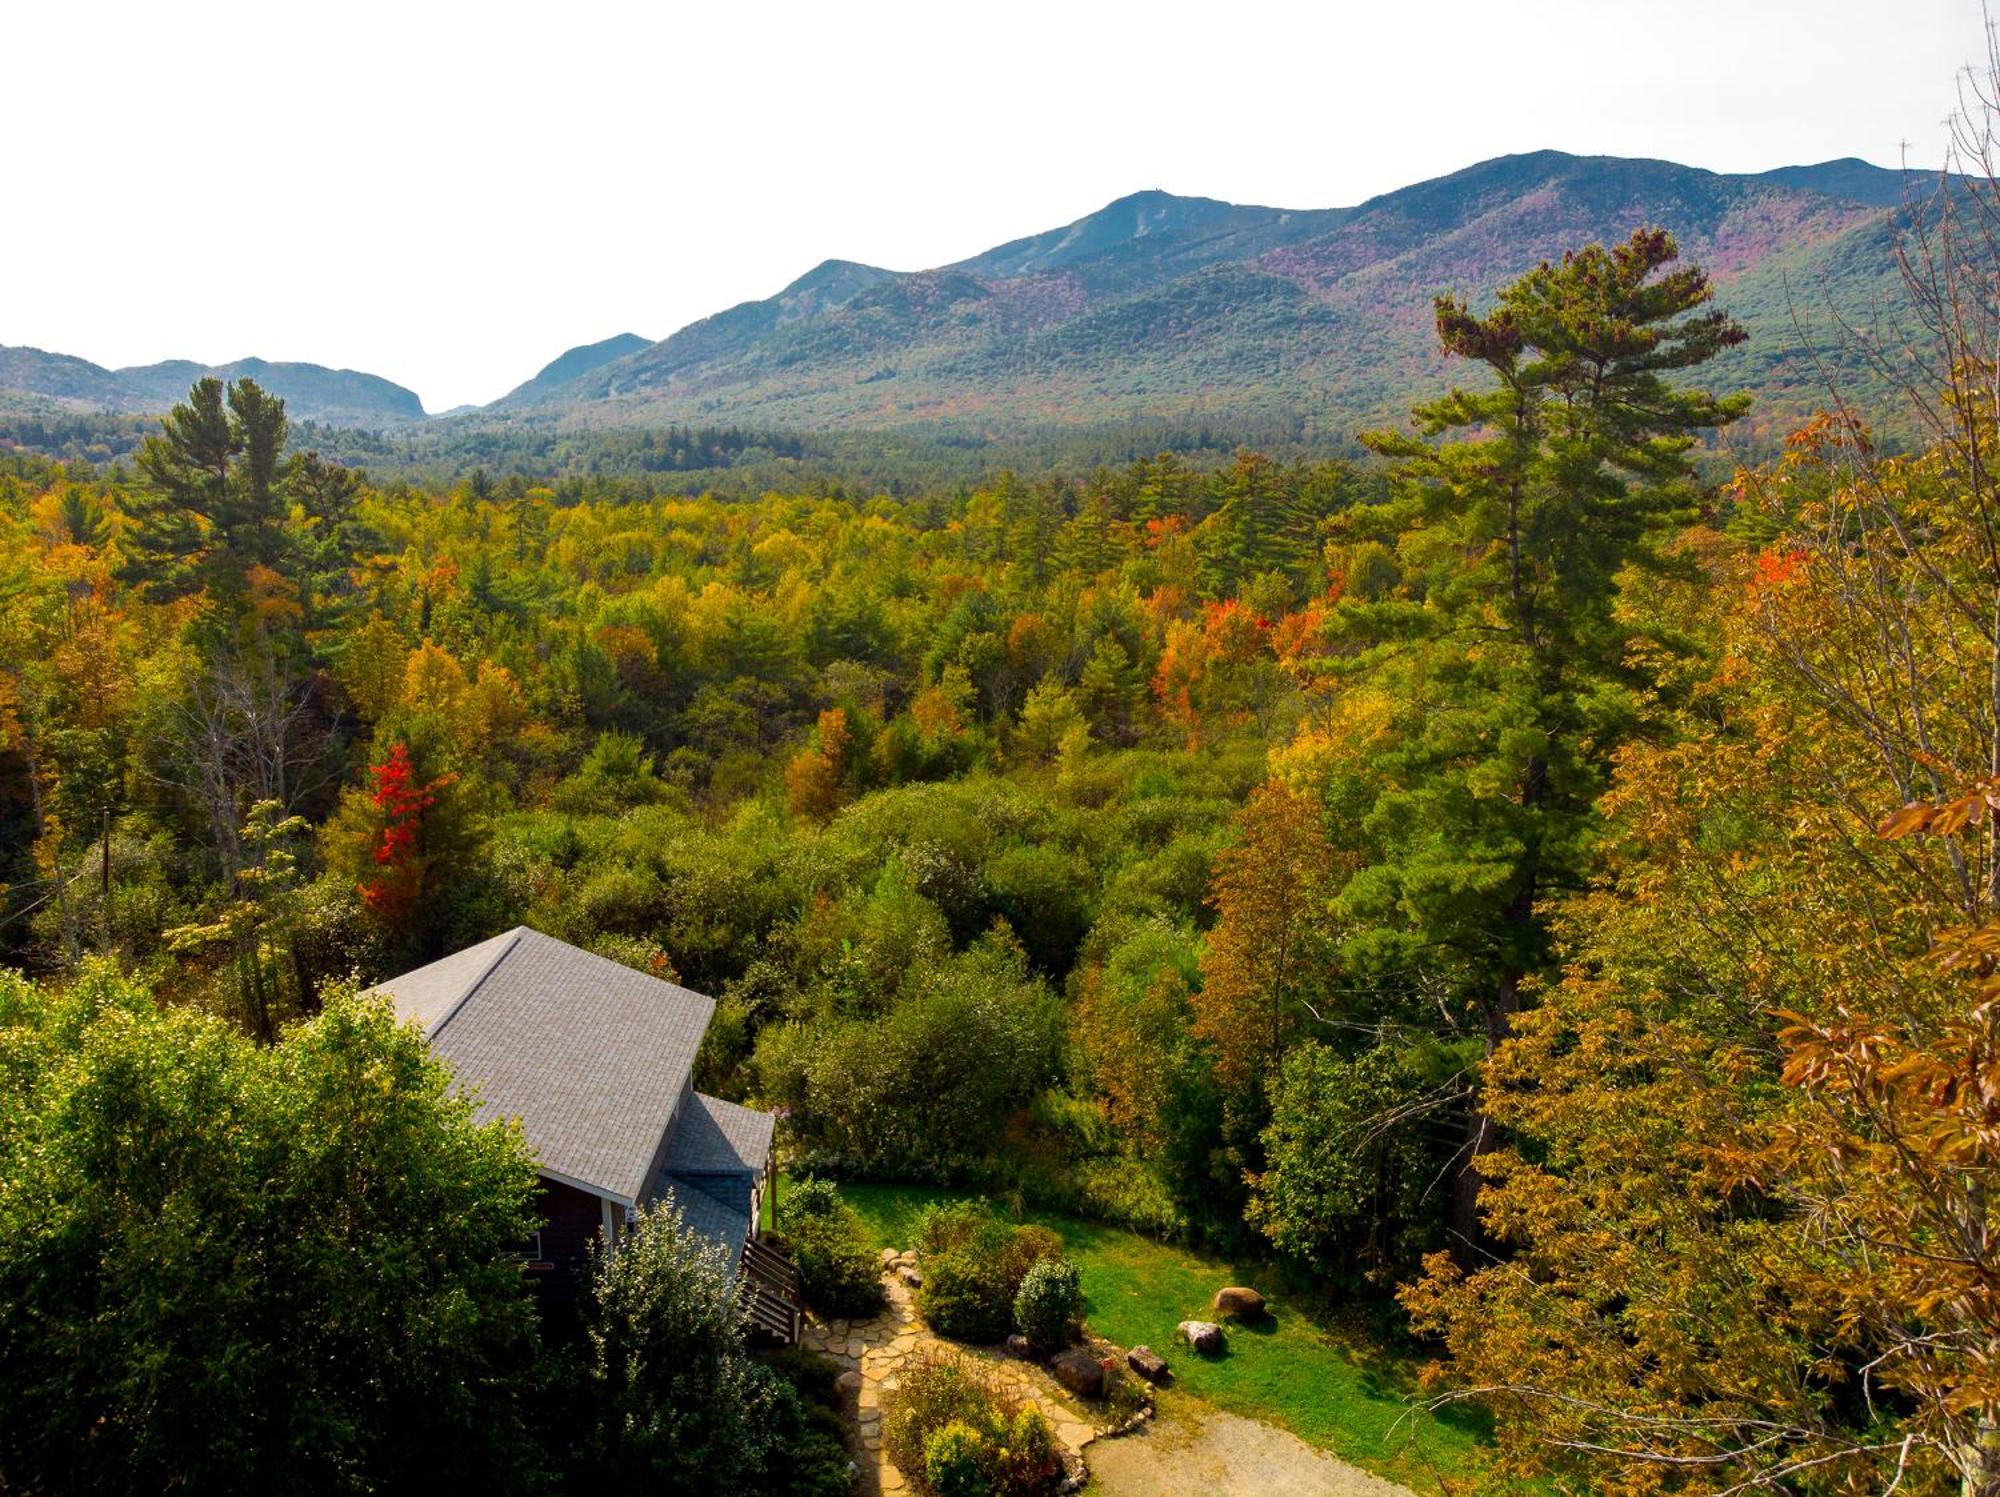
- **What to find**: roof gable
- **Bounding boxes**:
[375,928,716,1205]
[662,1092,776,1181]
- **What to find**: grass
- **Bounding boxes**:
[773,1175,1499,1494]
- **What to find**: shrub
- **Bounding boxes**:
[759,1344,846,1406]
[886,1352,1004,1480]
[998,1225,1063,1290]
[924,1420,993,1497]
[993,1408,1062,1492]
[757,1350,855,1497]
[585,1198,786,1492]
[916,1204,1063,1344]
[886,1351,1062,1497]
[1013,1258,1082,1354]
[781,1176,887,1318]
[921,1244,1019,1343]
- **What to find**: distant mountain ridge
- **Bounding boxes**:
[498,151,1948,445]
[491,332,652,410]
[0,347,426,426]
[4,151,1953,445]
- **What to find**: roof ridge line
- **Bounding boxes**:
[427,930,523,1041]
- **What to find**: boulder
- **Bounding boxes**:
[880,1248,900,1269]
[1126,1345,1170,1383]
[835,1369,863,1399]
[1213,1286,1266,1321]
[1176,1320,1225,1356]
[1050,1347,1108,1399]
[1005,1333,1032,1358]
[897,1265,923,1289]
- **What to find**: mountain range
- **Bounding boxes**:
[1,150,1947,444]
[0,348,427,427]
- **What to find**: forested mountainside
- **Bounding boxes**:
[0,345,426,425]
[503,151,1942,445]
[489,332,653,410]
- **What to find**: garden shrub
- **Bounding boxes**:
[993,1408,1062,1491]
[781,1176,886,1318]
[920,1245,1018,1343]
[923,1420,992,1497]
[1012,1258,1082,1355]
[886,1351,1063,1497]
[914,1203,1061,1344]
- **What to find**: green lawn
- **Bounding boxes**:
[777,1176,1497,1494]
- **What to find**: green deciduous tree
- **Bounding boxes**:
[0,966,544,1496]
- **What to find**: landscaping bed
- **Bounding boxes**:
[787,1179,1497,1494]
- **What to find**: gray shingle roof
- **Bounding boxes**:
[662,1179,754,1268]
[374,927,716,1206]
[662,1093,777,1179]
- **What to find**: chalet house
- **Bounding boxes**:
[374,926,800,1340]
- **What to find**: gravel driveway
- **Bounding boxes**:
[1085,1399,1415,1497]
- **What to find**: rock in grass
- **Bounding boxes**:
[1005,1333,1032,1358]
[1127,1345,1170,1383]
[1177,1319,1225,1356]
[1051,1347,1109,1398]
[1213,1286,1266,1321]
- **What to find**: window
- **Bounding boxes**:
[509,1230,547,1268]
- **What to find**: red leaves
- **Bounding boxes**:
[1747,548,1806,593]
[358,742,454,920]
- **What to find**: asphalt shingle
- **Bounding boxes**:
[662,1092,777,1178]
[374,927,717,1205]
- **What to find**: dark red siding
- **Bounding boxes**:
[532,1177,607,1308]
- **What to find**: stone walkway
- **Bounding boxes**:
[797,1259,1105,1494]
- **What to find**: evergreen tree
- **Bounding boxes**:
[122,377,298,607]
[1325,229,1747,1252]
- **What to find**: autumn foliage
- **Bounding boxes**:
[357,742,454,926]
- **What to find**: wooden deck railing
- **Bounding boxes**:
[740,1237,802,1344]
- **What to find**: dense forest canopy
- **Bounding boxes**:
[10,87,2000,1497]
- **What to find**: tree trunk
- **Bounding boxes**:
[1449,752,1546,1264]
[1449,971,1522,1265]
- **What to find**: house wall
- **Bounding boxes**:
[533,1177,611,1304]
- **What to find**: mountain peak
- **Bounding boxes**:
[779,259,896,302]
[951,188,1341,282]
[1755,157,1932,207]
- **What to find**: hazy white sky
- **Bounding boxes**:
[4,0,1982,411]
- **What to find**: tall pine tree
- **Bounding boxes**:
[1323,229,1748,1252]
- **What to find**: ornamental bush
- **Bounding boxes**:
[886,1351,1063,1497]
[923,1420,993,1497]
[1012,1258,1082,1355]
[781,1176,886,1318]
[915,1203,1064,1345]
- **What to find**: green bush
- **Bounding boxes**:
[759,1344,846,1406]
[886,1351,1063,1497]
[993,1408,1062,1492]
[1012,1258,1082,1354]
[753,1344,853,1497]
[921,1242,1019,1343]
[924,1420,993,1497]
[915,1204,1062,1344]
[782,1176,887,1318]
